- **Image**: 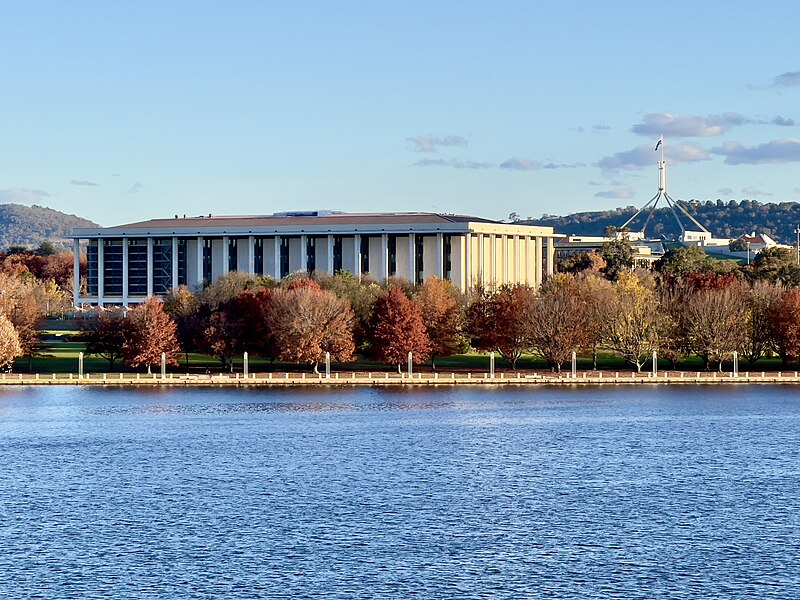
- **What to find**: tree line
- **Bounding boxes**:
[77,241,800,374]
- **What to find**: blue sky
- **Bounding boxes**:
[2,1,800,226]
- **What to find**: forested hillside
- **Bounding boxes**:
[0,204,97,249]
[524,200,800,243]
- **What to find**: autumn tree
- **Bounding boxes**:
[525,275,590,372]
[122,297,181,373]
[317,271,381,351]
[81,310,127,370]
[602,272,664,372]
[370,286,430,372]
[740,281,782,367]
[0,313,22,370]
[267,282,355,371]
[413,277,464,369]
[574,274,614,369]
[767,288,800,365]
[466,284,536,369]
[681,284,748,371]
[557,251,606,275]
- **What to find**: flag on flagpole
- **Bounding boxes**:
[654,135,663,151]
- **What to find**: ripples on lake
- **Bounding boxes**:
[0,385,799,598]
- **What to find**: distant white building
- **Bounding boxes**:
[71,211,560,306]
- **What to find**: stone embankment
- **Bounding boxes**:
[0,371,798,386]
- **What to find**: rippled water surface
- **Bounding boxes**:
[1,384,799,598]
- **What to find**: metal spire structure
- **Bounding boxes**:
[619,136,710,239]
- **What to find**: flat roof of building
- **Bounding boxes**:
[72,211,559,238]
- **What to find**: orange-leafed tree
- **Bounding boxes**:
[370,286,430,372]
[123,297,181,373]
[413,277,464,369]
[267,283,355,371]
[0,313,22,370]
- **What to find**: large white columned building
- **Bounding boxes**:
[71,211,558,306]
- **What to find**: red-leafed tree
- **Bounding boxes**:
[526,275,591,373]
[413,277,464,369]
[123,297,181,373]
[370,286,430,372]
[467,284,536,369]
[768,288,800,365]
[82,310,127,370]
[267,283,355,371]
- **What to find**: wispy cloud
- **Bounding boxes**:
[772,115,796,126]
[413,158,492,169]
[632,112,747,137]
[742,186,772,196]
[717,187,734,196]
[127,182,144,194]
[0,188,50,204]
[70,179,98,186]
[773,71,800,87]
[711,138,800,165]
[597,142,709,171]
[595,187,636,199]
[499,157,581,171]
[406,135,468,152]
[593,124,611,132]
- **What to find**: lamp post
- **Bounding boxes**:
[746,241,751,266]
[794,226,800,266]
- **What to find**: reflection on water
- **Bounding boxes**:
[0,385,799,598]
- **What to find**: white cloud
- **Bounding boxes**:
[741,186,772,197]
[632,112,747,137]
[711,138,800,165]
[772,115,796,126]
[594,187,635,200]
[500,157,581,171]
[71,179,99,186]
[413,158,492,169]
[406,135,468,152]
[597,142,709,171]
[0,188,50,204]
[773,71,800,87]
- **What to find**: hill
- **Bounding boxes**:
[0,204,98,250]
[524,199,800,244]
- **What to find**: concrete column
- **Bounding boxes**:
[97,240,105,307]
[546,236,555,276]
[122,238,129,306]
[221,236,230,275]
[436,233,443,279]
[489,233,497,289]
[326,235,334,274]
[73,238,81,306]
[196,236,204,285]
[300,235,307,273]
[171,237,179,290]
[464,233,471,292]
[514,236,520,284]
[407,233,415,282]
[146,237,154,296]
[273,235,281,280]
[535,236,543,287]
[354,234,361,281]
[247,236,255,275]
[477,233,484,285]
[381,233,389,282]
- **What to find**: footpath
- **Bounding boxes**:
[0,370,799,386]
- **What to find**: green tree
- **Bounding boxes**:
[600,239,634,281]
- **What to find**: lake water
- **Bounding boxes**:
[0,385,798,599]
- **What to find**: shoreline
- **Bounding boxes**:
[1,371,799,386]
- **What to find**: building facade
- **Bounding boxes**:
[71,212,558,306]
